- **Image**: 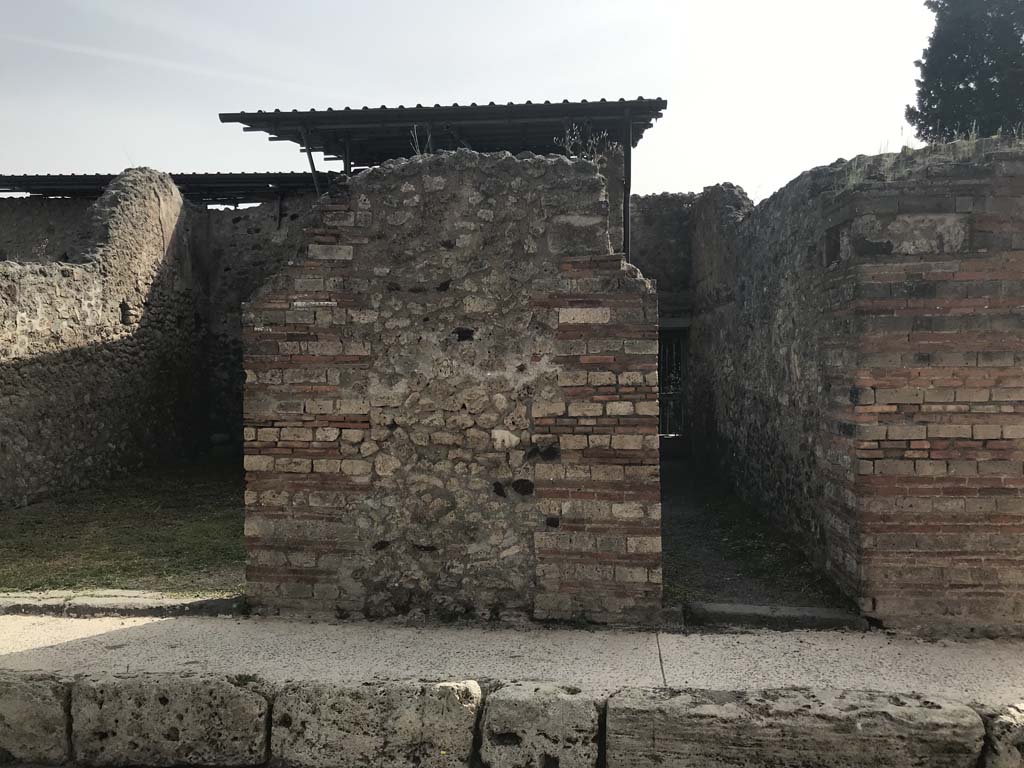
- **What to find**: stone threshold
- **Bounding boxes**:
[681,601,870,631]
[1,670,1018,768]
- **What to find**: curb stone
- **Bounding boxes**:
[0,670,1001,768]
[606,687,985,768]
[0,591,246,618]
[980,703,1024,768]
[271,679,481,768]
[479,681,602,768]
[0,671,69,765]
[72,673,268,766]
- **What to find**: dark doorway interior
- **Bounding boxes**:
[659,452,855,613]
[656,326,858,620]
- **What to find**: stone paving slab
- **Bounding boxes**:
[654,629,1024,706]
[0,616,665,689]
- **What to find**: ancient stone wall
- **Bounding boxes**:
[0,169,196,508]
[629,192,695,324]
[689,140,1024,633]
[242,150,660,622]
[192,197,315,456]
[0,197,94,264]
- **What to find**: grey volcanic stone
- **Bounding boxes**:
[984,704,1024,768]
[480,682,601,768]
[271,679,481,767]
[606,687,985,768]
[71,674,268,766]
[0,671,68,764]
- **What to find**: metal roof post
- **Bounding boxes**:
[300,128,322,196]
[623,109,632,260]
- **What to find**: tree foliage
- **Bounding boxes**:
[906,0,1024,143]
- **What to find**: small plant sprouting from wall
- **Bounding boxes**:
[409,124,432,156]
[555,123,619,164]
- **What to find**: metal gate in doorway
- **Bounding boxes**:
[658,328,687,435]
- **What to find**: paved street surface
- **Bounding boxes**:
[1,616,1022,708]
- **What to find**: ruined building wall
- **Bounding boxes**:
[689,141,1024,633]
[242,150,661,622]
[0,169,196,508]
[629,193,695,324]
[0,197,94,264]
[193,197,315,456]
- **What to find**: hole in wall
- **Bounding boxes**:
[511,479,535,496]
[539,444,559,461]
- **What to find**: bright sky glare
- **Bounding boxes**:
[0,0,936,201]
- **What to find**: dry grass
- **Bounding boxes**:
[0,464,245,596]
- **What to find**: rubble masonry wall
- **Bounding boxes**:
[242,150,661,622]
[0,169,196,508]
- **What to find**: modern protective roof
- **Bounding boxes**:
[0,172,337,205]
[218,98,667,167]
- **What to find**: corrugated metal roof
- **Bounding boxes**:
[219,97,667,167]
[0,172,336,204]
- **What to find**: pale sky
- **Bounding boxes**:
[0,0,935,201]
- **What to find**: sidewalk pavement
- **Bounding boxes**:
[1,614,1022,709]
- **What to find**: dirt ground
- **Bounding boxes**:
[2,456,855,612]
[0,464,244,596]
[660,455,857,612]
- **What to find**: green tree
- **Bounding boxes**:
[906,0,1024,143]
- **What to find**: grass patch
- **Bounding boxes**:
[0,464,245,596]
